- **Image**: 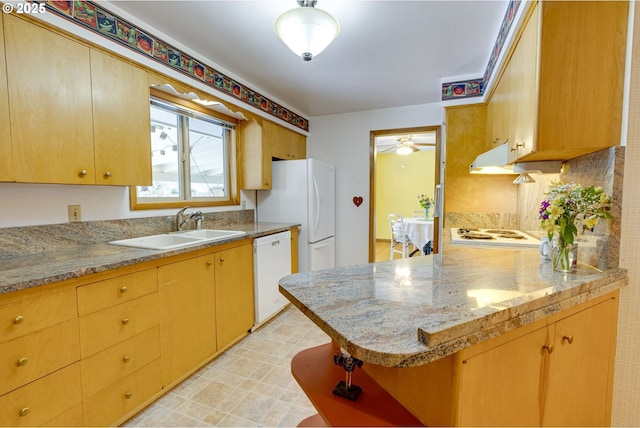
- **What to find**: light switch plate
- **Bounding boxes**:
[68,205,82,222]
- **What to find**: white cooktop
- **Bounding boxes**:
[449,228,540,247]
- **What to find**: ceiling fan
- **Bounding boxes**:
[378,135,426,155]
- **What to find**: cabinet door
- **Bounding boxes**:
[508,2,538,163]
[4,15,95,184]
[158,254,216,385]
[238,119,271,189]
[214,244,254,350]
[0,15,12,182]
[544,298,617,426]
[265,120,289,160]
[289,131,307,159]
[91,50,152,185]
[458,324,552,426]
[488,60,513,150]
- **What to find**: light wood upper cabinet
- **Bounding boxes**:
[0,15,12,182]
[90,50,152,186]
[4,14,95,184]
[2,15,152,186]
[266,120,307,160]
[238,119,272,189]
[238,119,306,189]
[488,1,627,163]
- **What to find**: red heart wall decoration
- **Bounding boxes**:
[353,196,363,207]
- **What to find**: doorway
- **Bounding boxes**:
[369,126,442,262]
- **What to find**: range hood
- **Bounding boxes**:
[469,143,514,174]
[469,143,562,175]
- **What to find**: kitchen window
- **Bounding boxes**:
[131,96,238,209]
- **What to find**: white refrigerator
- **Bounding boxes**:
[257,159,336,272]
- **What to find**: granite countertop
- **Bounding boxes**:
[279,246,628,368]
[0,221,297,296]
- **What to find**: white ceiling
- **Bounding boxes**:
[109,0,509,118]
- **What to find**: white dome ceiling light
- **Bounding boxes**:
[274,0,340,61]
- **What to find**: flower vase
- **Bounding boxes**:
[551,238,578,272]
[424,206,430,219]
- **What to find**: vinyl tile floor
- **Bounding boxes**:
[122,305,331,427]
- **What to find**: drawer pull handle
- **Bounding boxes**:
[80,169,88,176]
[104,171,112,177]
[124,391,133,399]
[121,318,130,325]
[13,315,24,324]
[562,335,574,344]
[206,260,212,266]
[543,344,554,354]
[219,257,224,262]
[122,355,131,363]
[16,357,28,367]
[19,407,30,417]
[120,286,128,293]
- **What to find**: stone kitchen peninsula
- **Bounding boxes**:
[279,246,628,426]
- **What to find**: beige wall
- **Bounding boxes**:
[612,3,640,424]
[375,150,435,240]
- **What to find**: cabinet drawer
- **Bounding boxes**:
[0,319,79,396]
[0,362,81,427]
[42,403,83,427]
[81,326,160,398]
[77,269,157,316]
[0,287,76,342]
[83,359,161,427]
[79,293,159,358]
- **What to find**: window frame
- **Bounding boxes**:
[130,89,240,210]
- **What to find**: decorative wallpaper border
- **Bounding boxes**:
[441,0,521,101]
[37,0,309,131]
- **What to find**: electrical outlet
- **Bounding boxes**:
[68,205,82,222]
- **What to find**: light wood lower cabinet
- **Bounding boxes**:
[0,238,262,426]
[78,292,160,358]
[77,270,161,427]
[159,253,217,386]
[0,362,82,427]
[80,326,161,399]
[363,291,619,427]
[0,319,80,397]
[0,286,81,426]
[214,244,254,350]
[83,359,161,426]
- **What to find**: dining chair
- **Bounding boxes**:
[389,213,414,259]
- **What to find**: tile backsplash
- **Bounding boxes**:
[444,146,623,270]
[517,146,624,270]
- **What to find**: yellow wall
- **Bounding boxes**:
[375,150,435,240]
[444,104,518,217]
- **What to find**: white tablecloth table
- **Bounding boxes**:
[404,218,434,255]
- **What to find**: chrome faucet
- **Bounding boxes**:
[176,206,204,231]
[192,211,204,230]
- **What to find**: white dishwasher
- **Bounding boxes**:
[253,231,292,328]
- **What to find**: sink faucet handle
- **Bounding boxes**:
[176,206,190,231]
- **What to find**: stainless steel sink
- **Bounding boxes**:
[109,229,246,250]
